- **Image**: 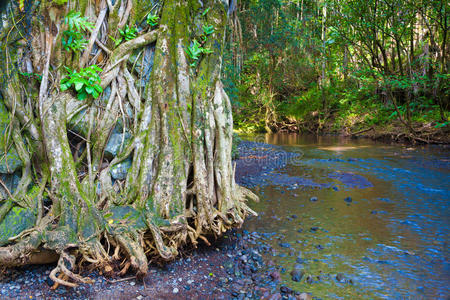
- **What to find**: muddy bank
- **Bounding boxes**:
[0,142,308,300]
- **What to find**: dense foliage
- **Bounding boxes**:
[224,0,449,138]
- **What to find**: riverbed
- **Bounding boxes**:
[240,134,450,299]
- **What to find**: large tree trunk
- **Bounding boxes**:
[0,0,257,287]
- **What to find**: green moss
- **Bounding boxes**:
[0,206,36,246]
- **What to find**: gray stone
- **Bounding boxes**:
[0,206,36,246]
[0,148,23,174]
[0,173,20,198]
[110,157,132,180]
[105,132,131,158]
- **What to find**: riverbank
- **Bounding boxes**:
[242,119,450,145]
[0,141,311,299]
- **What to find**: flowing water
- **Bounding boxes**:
[242,134,449,299]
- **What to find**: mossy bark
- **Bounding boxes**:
[0,0,257,286]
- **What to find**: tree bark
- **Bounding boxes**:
[0,0,257,287]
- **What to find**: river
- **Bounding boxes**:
[241,134,449,299]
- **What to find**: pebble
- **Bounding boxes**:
[297,293,313,300]
[279,242,291,248]
[280,285,293,294]
[290,268,304,282]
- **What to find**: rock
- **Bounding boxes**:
[296,257,304,264]
[296,292,313,300]
[0,148,23,175]
[297,228,303,233]
[0,100,23,174]
[290,268,304,282]
[110,157,132,180]
[335,273,345,283]
[309,227,319,232]
[280,285,293,294]
[315,244,324,250]
[279,242,291,248]
[0,206,37,246]
[173,287,179,293]
[105,132,131,158]
[291,214,298,219]
[306,275,313,284]
[310,197,318,202]
[344,197,352,203]
[371,210,377,214]
[0,173,20,198]
[269,271,281,281]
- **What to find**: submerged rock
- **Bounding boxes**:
[279,242,291,248]
[280,285,293,294]
[290,268,304,282]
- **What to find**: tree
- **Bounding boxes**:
[0,0,257,287]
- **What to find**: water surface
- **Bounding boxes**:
[243,134,450,299]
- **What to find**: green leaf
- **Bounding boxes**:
[92,91,100,99]
[93,84,103,93]
[85,86,94,94]
[77,91,88,101]
[60,83,69,91]
[75,81,84,91]
[202,7,210,17]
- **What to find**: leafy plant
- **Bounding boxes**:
[65,11,94,32]
[62,30,88,52]
[146,13,159,27]
[186,39,213,67]
[200,24,215,42]
[60,65,103,100]
[202,7,210,17]
[115,25,138,46]
[19,71,42,81]
[62,11,93,52]
[202,24,215,36]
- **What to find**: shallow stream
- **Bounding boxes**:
[242,134,449,299]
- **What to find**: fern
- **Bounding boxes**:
[62,30,88,52]
[65,11,94,32]
[146,13,159,27]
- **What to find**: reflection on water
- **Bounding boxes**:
[243,134,450,299]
